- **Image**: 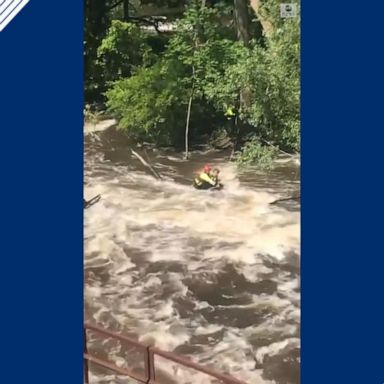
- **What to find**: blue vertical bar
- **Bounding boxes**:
[0,1,83,383]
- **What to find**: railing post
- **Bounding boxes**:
[146,347,155,384]
[84,328,90,384]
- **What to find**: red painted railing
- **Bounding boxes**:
[84,322,246,384]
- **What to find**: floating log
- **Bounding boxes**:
[131,149,163,180]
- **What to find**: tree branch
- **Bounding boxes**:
[126,16,165,33]
[270,196,300,205]
[259,137,298,157]
[249,0,274,38]
[106,0,125,13]
[131,149,163,180]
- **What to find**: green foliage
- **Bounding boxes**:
[84,0,119,101]
[84,1,171,102]
[88,0,300,160]
[84,104,104,127]
[240,36,300,152]
[106,60,187,145]
[234,137,278,169]
[208,126,229,146]
[165,2,238,91]
[97,20,155,84]
[224,5,299,157]
[202,41,248,111]
[202,1,300,156]
[246,0,300,152]
[105,3,239,146]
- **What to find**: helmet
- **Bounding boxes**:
[203,164,212,173]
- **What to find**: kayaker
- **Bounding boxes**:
[210,168,220,184]
[193,165,220,190]
[210,168,223,190]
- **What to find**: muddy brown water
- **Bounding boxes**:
[84,127,300,384]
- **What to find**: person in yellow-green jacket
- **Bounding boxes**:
[193,165,221,190]
[224,105,236,119]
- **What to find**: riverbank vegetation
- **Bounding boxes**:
[85,0,300,167]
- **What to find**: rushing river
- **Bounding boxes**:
[84,127,300,384]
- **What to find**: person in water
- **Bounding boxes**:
[193,165,221,190]
[210,168,221,184]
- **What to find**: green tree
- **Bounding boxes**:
[97,20,155,84]
[106,2,241,148]
[221,0,300,163]
[106,60,187,145]
[102,0,300,166]
[241,0,300,152]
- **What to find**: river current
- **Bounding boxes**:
[84,127,300,384]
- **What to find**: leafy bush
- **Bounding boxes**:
[203,1,300,153]
[105,4,241,146]
[101,1,300,157]
[234,137,278,168]
[106,61,182,144]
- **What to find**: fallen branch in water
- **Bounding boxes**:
[84,194,101,209]
[270,195,300,205]
[131,149,163,180]
[260,138,298,157]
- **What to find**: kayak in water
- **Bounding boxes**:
[208,183,224,191]
[193,181,224,192]
[84,194,101,209]
[193,165,223,191]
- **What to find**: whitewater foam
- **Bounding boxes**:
[84,140,300,384]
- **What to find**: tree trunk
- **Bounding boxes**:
[232,0,252,153]
[249,0,273,38]
[185,88,194,160]
[230,114,241,159]
[234,0,251,46]
[123,0,129,21]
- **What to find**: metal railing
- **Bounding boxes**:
[84,322,246,384]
